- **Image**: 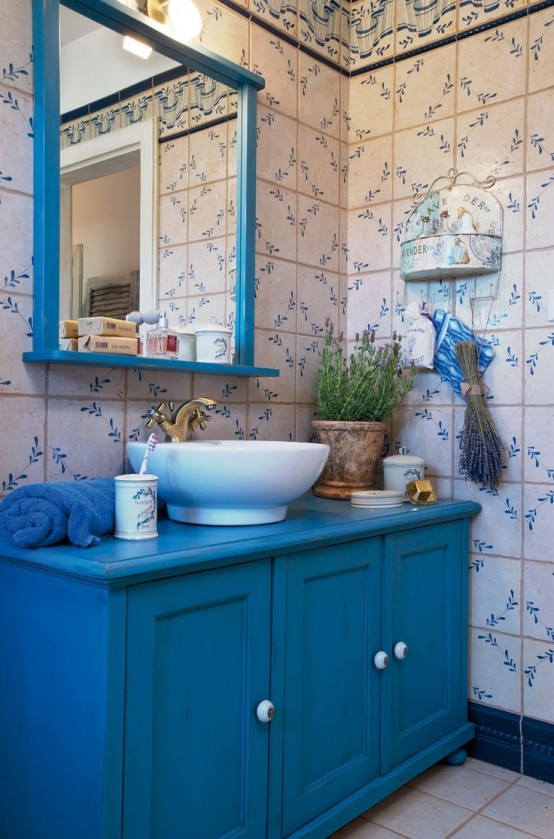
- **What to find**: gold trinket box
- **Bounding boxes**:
[406,480,437,505]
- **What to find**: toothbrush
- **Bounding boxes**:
[139,433,159,475]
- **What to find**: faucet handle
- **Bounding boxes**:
[189,409,212,434]
[146,402,168,428]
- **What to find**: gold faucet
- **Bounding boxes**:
[146,397,218,442]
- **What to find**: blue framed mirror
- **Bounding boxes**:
[27,0,278,377]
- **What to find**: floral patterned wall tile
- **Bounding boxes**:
[455,20,527,115]
[255,255,298,333]
[124,367,193,404]
[295,333,323,404]
[47,364,126,400]
[470,554,521,636]
[469,627,522,711]
[523,406,554,486]
[257,107,298,189]
[298,0,342,64]
[395,0,457,61]
[347,0,394,73]
[347,203,392,273]
[529,8,554,94]
[2,1,33,95]
[250,0,298,39]
[247,401,297,439]
[394,45,456,132]
[400,405,455,478]
[525,171,554,251]
[392,118,455,202]
[523,637,554,723]
[251,327,297,400]
[522,483,554,561]
[252,30,299,120]
[493,176,525,254]
[524,328,554,406]
[297,124,340,204]
[0,397,46,492]
[195,0,250,65]
[458,475,522,559]
[526,90,554,175]
[456,99,525,182]
[46,398,126,482]
[348,66,395,140]
[348,133,393,211]
[523,561,554,644]
[298,196,341,269]
[458,0,527,34]
[0,190,33,304]
[0,93,33,196]
[297,265,339,336]
[256,181,298,262]
[525,252,554,330]
[298,53,342,138]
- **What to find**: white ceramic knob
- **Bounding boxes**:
[373,651,389,670]
[256,700,275,723]
[393,641,409,659]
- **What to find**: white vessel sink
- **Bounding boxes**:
[126,440,330,525]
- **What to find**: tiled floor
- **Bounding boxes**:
[331,757,554,838]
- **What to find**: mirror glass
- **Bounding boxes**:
[59,5,237,338]
[29,0,269,373]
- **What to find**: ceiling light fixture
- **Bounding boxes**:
[146,0,202,39]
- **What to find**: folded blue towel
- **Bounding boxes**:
[0,478,115,548]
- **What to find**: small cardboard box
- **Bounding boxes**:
[78,335,138,356]
[59,320,79,339]
[77,316,137,339]
[59,338,78,351]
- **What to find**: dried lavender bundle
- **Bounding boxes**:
[455,340,504,488]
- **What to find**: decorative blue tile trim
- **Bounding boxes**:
[522,717,554,784]
[468,702,554,784]
[468,702,521,773]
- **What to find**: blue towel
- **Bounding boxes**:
[0,478,115,548]
[431,309,494,396]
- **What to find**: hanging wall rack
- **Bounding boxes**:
[401,168,503,281]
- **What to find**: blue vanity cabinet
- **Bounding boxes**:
[277,518,473,838]
[0,497,479,839]
[381,522,467,773]
[277,538,384,836]
[121,560,272,839]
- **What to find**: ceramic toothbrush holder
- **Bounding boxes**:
[114,473,158,540]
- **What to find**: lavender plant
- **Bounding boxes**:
[456,340,504,488]
[316,326,415,423]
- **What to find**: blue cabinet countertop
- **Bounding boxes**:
[0,495,481,583]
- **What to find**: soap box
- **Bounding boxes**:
[78,335,138,356]
[59,337,78,351]
[59,319,79,338]
[77,316,137,338]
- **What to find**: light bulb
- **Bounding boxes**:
[167,0,202,39]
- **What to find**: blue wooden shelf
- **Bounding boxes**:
[23,349,279,377]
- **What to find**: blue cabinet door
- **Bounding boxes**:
[278,540,383,836]
[381,521,466,772]
[122,560,272,839]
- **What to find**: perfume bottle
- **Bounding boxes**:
[145,312,168,356]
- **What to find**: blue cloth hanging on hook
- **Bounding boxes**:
[431,308,494,396]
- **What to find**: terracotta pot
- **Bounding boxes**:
[311,420,387,499]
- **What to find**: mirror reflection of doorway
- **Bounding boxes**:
[68,165,140,319]
[59,119,158,321]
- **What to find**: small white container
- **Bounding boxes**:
[383,449,425,496]
[195,324,233,363]
[178,329,196,361]
[114,474,158,540]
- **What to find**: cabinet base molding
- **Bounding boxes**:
[468,703,554,784]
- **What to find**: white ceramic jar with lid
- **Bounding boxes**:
[383,447,425,495]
